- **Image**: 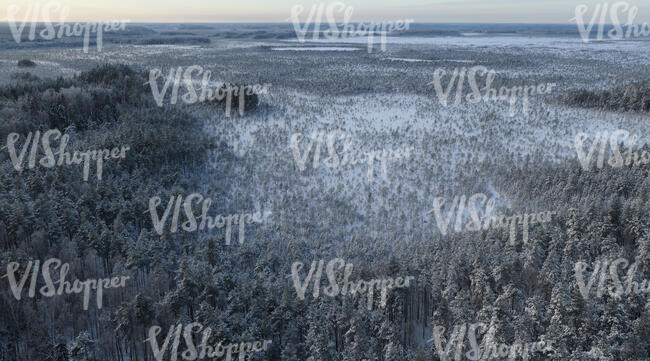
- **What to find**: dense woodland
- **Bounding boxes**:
[0,65,649,361]
[563,80,650,113]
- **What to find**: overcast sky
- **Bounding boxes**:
[1,0,649,24]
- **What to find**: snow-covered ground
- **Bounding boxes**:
[271,47,362,51]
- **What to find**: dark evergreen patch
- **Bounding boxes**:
[17,59,37,67]
[563,80,650,112]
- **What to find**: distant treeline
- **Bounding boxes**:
[0,24,211,49]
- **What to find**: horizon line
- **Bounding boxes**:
[0,20,596,25]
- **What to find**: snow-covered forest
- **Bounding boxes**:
[0,19,649,361]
